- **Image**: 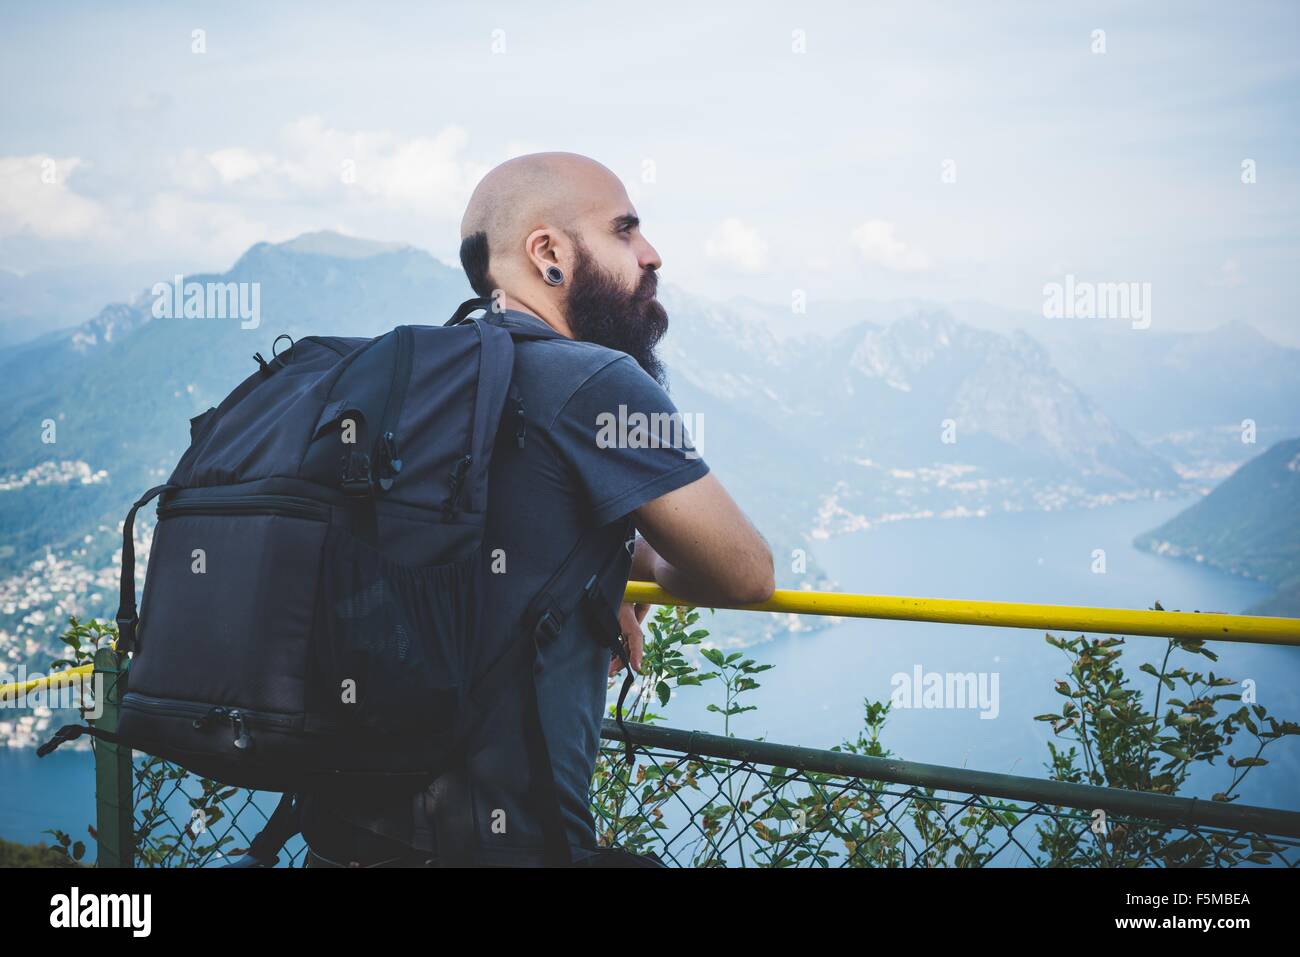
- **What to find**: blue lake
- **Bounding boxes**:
[663,496,1299,815]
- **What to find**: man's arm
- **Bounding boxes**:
[552,354,773,670]
[610,473,773,677]
[632,472,775,606]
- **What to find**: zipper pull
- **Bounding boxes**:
[383,432,403,474]
[377,432,403,492]
[192,706,227,730]
[229,711,251,750]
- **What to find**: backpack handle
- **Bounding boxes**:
[445,296,496,326]
[446,296,566,342]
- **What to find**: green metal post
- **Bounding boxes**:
[92,646,134,868]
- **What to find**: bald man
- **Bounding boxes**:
[302,152,773,868]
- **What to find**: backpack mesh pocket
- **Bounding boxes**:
[311,523,480,741]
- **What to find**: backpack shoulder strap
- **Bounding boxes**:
[470,516,637,741]
[437,517,636,865]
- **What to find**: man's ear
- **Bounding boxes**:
[525,227,563,274]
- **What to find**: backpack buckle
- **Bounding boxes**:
[340,451,372,495]
[115,612,139,651]
[534,611,562,642]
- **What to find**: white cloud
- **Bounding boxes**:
[705,217,768,273]
[206,147,274,185]
[0,155,109,240]
[850,219,931,272]
[164,118,488,220]
[0,123,498,270]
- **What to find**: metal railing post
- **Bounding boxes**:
[92,646,134,868]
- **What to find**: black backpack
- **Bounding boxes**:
[39,296,639,866]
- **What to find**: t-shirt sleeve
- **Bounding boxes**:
[551,355,710,527]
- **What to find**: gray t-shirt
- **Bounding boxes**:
[302,309,709,865]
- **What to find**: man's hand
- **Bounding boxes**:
[609,601,650,677]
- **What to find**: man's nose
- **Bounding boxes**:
[638,238,662,272]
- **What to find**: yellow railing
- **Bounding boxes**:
[3,586,1297,701]
[624,582,1300,646]
[0,662,94,698]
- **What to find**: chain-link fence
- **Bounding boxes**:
[590,728,1300,868]
[104,715,1300,868]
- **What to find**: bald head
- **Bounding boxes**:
[460,152,626,297]
[461,152,615,251]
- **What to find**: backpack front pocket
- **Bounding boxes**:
[310,523,479,743]
[130,495,329,716]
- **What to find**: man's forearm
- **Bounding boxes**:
[629,534,766,607]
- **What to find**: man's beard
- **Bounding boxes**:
[563,241,669,386]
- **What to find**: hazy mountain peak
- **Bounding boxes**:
[1204,318,1272,346]
[273,230,414,259]
[890,307,958,335]
[68,303,137,354]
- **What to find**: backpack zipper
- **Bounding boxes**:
[156,494,329,522]
[373,325,413,492]
[443,453,472,519]
[123,692,299,750]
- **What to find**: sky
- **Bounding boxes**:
[1,0,1297,343]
